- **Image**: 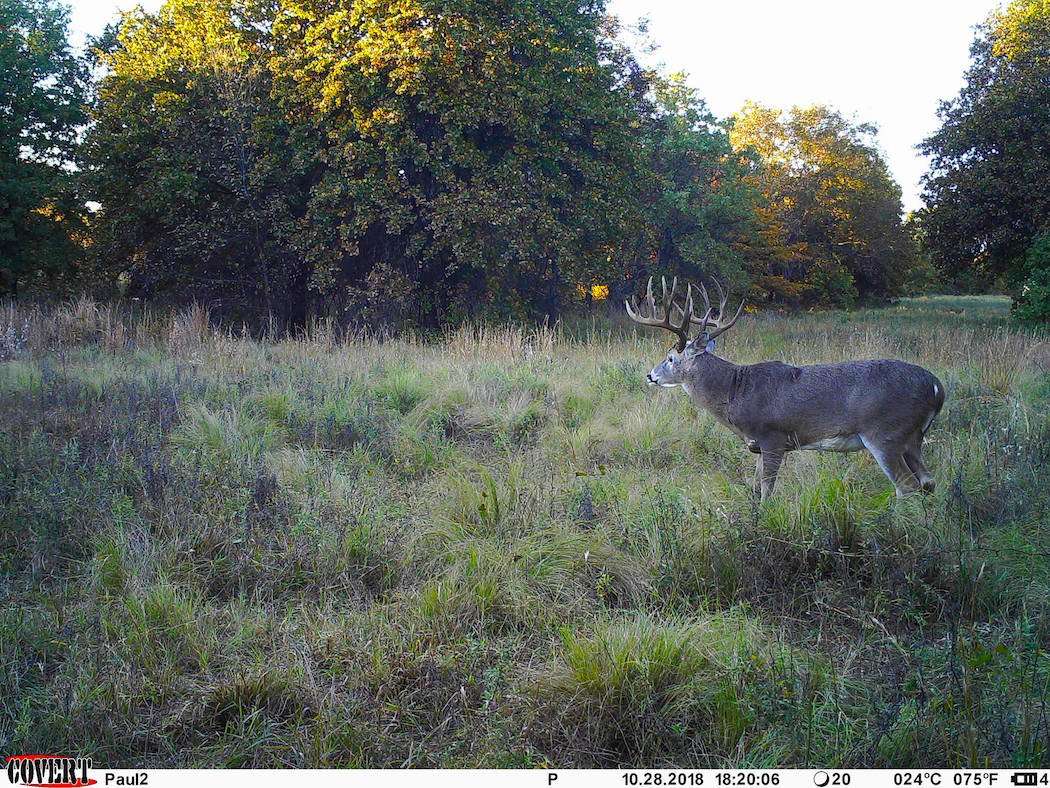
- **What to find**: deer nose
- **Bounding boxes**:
[646,372,656,385]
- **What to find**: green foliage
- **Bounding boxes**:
[84,0,309,321]
[639,73,761,288]
[73,0,929,322]
[900,214,942,295]
[730,103,916,305]
[1014,268,1050,324]
[0,0,86,295]
[920,0,1050,297]
[1013,232,1050,323]
[271,0,650,323]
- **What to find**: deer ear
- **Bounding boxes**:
[704,338,716,354]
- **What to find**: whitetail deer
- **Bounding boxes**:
[626,277,945,500]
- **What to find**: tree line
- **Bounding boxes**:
[2,0,1047,325]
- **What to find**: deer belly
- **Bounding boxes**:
[798,434,863,452]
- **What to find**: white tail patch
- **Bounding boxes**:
[922,382,941,434]
[922,412,936,434]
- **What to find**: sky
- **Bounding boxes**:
[607,0,999,211]
[67,0,1000,212]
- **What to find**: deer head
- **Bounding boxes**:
[625,276,745,387]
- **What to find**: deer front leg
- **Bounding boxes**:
[758,449,784,501]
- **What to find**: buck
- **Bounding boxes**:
[626,277,945,500]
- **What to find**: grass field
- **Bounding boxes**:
[2,294,1049,767]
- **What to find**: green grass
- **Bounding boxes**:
[1,297,1049,767]
[895,294,1013,320]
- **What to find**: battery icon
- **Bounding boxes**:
[1011,774,1038,786]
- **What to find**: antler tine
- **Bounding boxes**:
[688,277,746,341]
[691,280,713,327]
[708,298,745,339]
[661,276,679,314]
[696,280,712,315]
[626,276,655,323]
[624,275,692,351]
[712,279,727,316]
[670,284,691,327]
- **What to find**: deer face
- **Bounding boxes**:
[646,339,711,387]
[627,275,744,386]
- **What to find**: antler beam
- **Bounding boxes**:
[624,276,695,351]
[691,279,745,342]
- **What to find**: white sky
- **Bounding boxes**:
[68,0,999,211]
[607,0,997,212]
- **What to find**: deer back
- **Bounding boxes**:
[723,358,944,447]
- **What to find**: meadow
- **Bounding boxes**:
[1,295,1049,767]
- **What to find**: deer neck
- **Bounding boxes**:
[682,353,738,423]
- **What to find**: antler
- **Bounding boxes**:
[624,276,694,352]
[690,279,745,342]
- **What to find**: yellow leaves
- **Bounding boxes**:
[728,101,905,305]
[106,0,252,87]
[369,106,404,127]
[729,102,786,162]
[575,284,610,301]
[151,90,187,117]
[31,202,59,220]
[349,0,427,78]
[991,0,1049,61]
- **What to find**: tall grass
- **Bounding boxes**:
[1,295,1048,767]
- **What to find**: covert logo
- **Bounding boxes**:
[5,755,96,787]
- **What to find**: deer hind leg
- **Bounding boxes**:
[860,435,920,498]
[903,436,935,494]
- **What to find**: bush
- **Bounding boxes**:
[1013,233,1050,323]
[1014,267,1050,323]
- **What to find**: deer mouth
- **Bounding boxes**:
[647,372,676,388]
